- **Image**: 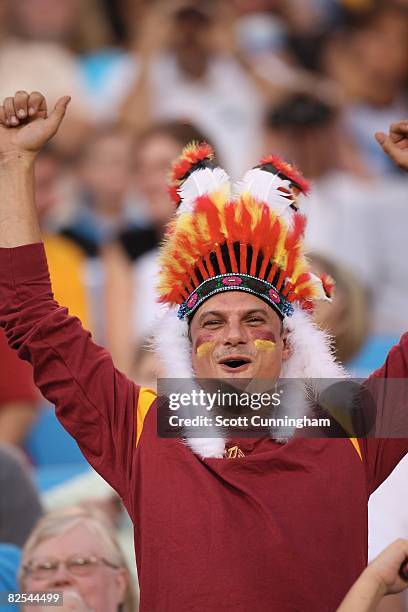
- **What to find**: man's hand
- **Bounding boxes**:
[0,91,70,247]
[375,120,408,172]
[0,91,70,158]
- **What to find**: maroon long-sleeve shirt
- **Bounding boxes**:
[1,243,407,612]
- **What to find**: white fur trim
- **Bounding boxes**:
[152,307,226,457]
[179,436,225,459]
[177,167,231,215]
[281,307,347,379]
[152,306,192,378]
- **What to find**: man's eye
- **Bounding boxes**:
[247,317,264,324]
[203,320,222,327]
[71,558,88,566]
[38,562,54,571]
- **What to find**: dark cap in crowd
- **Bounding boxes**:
[266,93,336,130]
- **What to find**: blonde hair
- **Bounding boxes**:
[20,507,137,612]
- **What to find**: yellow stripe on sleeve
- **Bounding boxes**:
[136,387,157,446]
[349,437,362,461]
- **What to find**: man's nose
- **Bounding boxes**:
[222,321,249,346]
[47,564,74,588]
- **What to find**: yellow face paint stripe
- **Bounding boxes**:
[136,387,157,447]
[196,341,215,358]
[254,339,276,352]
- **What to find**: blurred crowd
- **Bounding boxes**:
[0,0,407,610]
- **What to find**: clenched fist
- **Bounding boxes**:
[0,91,70,157]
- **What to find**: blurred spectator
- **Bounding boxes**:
[42,469,137,581]
[129,121,211,248]
[0,444,43,547]
[120,0,264,178]
[6,0,113,53]
[264,91,408,337]
[19,507,137,612]
[0,331,39,448]
[363,175,408,336]
[227,0,343,120]
[264,92,375,280]
[264,91,369,178]
[323,4,408,174]
[310,253,370,365]
[61,126,137,256]
[0,0,93,154]
[34,145,67,230]
[55,127,137,341]
[4,0,138,127]
[104,120,210,373]
[0,544,21,612]
[35,147,91,329]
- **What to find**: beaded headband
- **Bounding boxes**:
[178,273,294,321]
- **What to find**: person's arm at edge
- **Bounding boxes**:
[337,539,408,612]
[337,569,386,612]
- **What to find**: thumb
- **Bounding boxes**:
[375,131,386,145]
[44,95,71,135]
[375,132,395,157]
[374,132,405,168]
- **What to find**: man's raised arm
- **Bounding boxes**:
[0,92,147,504]
[0,91,69,247]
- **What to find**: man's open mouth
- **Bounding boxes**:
[218,357,252,370]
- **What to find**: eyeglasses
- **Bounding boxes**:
[22,555,119,580]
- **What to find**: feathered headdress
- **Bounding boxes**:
[158,143,326,321]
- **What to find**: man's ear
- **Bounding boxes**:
[281,329,292,362]
[114,567,128,606]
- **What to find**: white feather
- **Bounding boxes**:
[281,306,347,380]
[177,167,231,215]
[309,273,331,302]
[234,168,295,223]
[281,307,349,436]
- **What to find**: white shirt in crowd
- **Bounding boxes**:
[305,172,408,335]
[148,53,264,179]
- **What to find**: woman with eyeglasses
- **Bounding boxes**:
[19,507,137,612]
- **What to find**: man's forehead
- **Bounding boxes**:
[195,292,276,319]
[35,522,103,551]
